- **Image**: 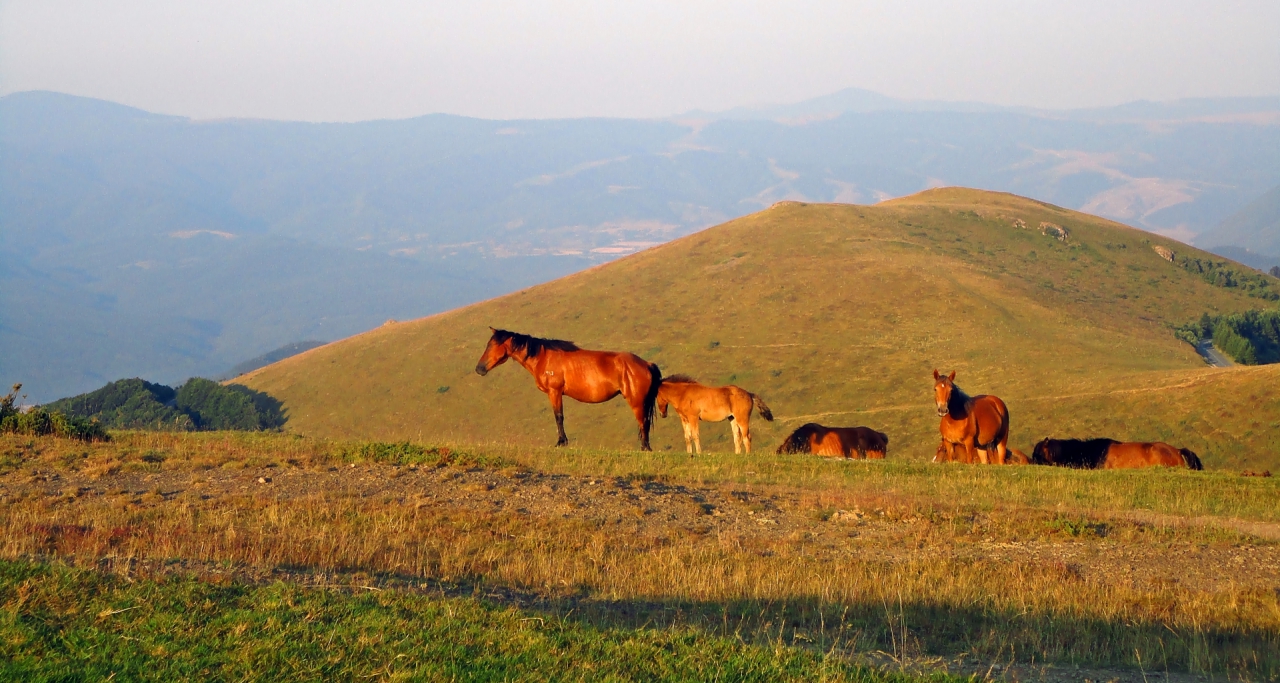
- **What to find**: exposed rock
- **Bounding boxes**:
[1152,245,1175,262]
[1040,222,1069,242]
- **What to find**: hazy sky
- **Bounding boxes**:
[2,0,1278,121]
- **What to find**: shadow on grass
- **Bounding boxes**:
[535,593,1276,680]
[69,555,1277,680]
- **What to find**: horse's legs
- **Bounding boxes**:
[680,417,694,455]
[549,390,568,447]
[740,416,752,454]
[691,419,703,455]
[629,399,652,451]
[730,419,743,454]
[965,441,983,464]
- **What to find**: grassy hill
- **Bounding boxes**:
[241,188,1280,470]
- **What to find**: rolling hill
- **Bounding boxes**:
[240,188,1280,471]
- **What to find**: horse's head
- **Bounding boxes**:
[932,369,956,417]
[475,328,512,376]
[933,441,950,463]
[656,394,669,418]
[1031,438,1052,464]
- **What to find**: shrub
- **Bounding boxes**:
[1175,255,1280,301]
[0,385,109,442]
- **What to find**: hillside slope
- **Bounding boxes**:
[242,189,1280,470]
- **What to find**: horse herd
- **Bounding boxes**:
[474,329,1203,470]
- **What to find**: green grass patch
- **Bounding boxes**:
[0,559,955,682]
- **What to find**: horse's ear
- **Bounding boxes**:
[489,326,496,332]
[932,369,940,381]
[947,371,955,382]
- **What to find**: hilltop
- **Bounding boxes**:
[239,188,1280,470]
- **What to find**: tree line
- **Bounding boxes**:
[1176,310,1280,365]
[40,378,285,432]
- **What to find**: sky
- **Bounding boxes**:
[2,0,1279,122]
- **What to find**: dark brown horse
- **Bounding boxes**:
[656,375,773,454]
[933,370,1010,464]
[777,423,888,459]
[475,329,661,450]
[1032,438,1203,470]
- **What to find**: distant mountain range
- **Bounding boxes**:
[1195,184,1280,268]
[3,89,1279,402]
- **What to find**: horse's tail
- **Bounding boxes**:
[1179,447,1204,470]
[751,394,774,421]
[776,423,818,454]
[643,362,662,439]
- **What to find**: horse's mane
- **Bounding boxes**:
[1036,438,1116,468]
[777,423,823,454]
[947,383,973,412]
[491,329,580,358]
[662,374,698,385]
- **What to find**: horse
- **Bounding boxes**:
[1031,438,1203,470]
[933,370,1010,464]
[935,440,1028,464]
[474,328,661,450]
[777,423,889,459]
[656,375,773,454]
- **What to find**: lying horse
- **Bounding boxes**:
[656,375,773,454]
[475,328,661,450]
[777,423,888,459]
[933,370,1010,464]
[1031,438,1203,470]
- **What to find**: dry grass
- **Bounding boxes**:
[2,432,1278,678]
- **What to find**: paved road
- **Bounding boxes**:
[1195,339,1234,367]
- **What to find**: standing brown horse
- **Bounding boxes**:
[656,375,773,454]
[777,424,889,459]
[474,329,661,450]
[933,370,1010,464]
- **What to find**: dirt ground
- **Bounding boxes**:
[6,460,1278,594]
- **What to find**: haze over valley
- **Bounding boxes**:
[3,89,1280,401]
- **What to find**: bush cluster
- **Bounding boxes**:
[42,378,284,432]
[1175,255,1280,301]
[0,385,109,442]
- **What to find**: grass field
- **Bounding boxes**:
[238,188,1280,472]
[2,432,1277,680]
[3,559,950,682]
